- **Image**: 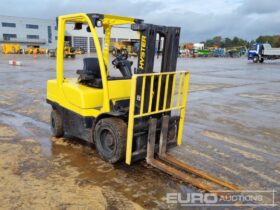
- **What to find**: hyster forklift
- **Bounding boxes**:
[47,13,239,193]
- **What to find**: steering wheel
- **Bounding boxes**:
[112,53,128,67]
[111,52,132,78]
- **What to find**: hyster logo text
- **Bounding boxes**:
[139,35,146,69]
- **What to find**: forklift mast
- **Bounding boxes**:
[131,23,181,114]
[132,23,180,74]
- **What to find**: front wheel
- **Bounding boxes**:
[50,110,64,137]
[253,56,259,63]
[94,118,127,163]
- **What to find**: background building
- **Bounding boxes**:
[0,15,57,49]
[0,15,139,53]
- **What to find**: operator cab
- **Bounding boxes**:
[249,44,258,51]
[77,51,133,88]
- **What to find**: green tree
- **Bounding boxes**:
[256,35,280,47]
[203,36,248,48]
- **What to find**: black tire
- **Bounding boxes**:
[71,54,75,58]
[260,58,264,63]
[51,110,64,137]
[253,56,259,63]
[94,118,127,163]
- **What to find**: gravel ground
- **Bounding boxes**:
[0,54,279,209]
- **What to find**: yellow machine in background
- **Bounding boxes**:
[112,39,139,57]
[48,47,76,58]
[64,46,76,58]
[1,44,21,54]
[74,47,86,55]
[24,47,34,54]
[24,47,47,54]
[38,48,47,54]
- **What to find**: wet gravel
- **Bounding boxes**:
[0,54,279,209]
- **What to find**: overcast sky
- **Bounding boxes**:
[0,0,279,42]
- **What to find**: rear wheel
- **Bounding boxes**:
[94,118,127,163]
[51,110,64,137]
[253,56,259,63]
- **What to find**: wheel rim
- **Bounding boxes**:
[100,129,116,156]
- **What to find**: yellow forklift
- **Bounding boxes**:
[47,13,239,193]
[48,41,76,58]
[112,39,139,57]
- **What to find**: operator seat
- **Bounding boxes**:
[77,57,102,88]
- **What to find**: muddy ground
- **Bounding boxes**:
[0,54,279,210]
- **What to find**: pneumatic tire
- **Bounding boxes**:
[51,110,64,138]
[260,58,264,63]
[94,118,127,163]
[253,56,259,63]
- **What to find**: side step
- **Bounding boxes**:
[146,116,240,195]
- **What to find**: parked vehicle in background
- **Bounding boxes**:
[74,47,86,54]
[225,46,247,58]
[112,39,139,57]
[47,47,76,58]
[24,47,47,54]
[197,49,209,57]
[48,49,56,57]
[212,48,225,57]
[1,44,21,54]
[64,47,76,58]
[248,43,280,63]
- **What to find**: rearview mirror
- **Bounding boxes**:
[74,23,83,30]
[86,26,91,32]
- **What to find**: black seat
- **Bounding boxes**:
[77,57,102,88]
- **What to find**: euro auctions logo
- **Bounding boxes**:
[167,192,218,205]
[166,190,277,207]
